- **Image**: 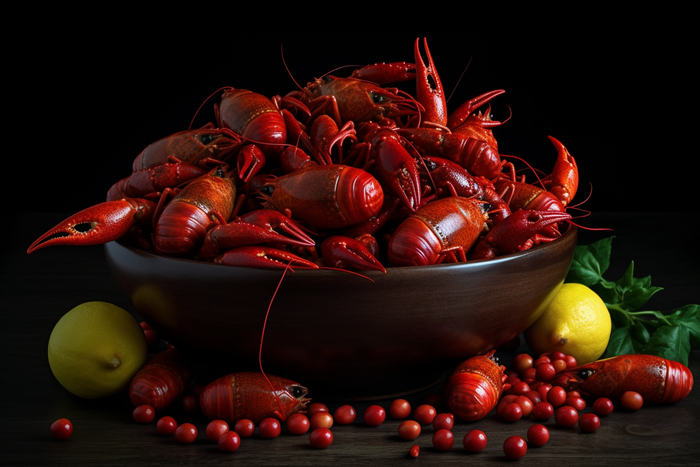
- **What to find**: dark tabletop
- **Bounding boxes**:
[1,211,698,466]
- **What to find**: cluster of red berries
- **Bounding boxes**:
[49,349,647,460]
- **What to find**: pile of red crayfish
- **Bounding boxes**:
[27,37,579,271]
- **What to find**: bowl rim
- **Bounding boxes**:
[108,224,577,277]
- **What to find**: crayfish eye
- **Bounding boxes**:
[291,386,306,399]
[369,91,386,104]
[425,159,438,171]
[199,133,215,145]
[260,184,275,196]
[579,369,595,380]
[321,75,333,84]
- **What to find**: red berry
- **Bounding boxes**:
[432,428,454,451]
[50,418,73,440]
[496,395,518,418]
[414,404,437,425]
[621,391,644,411]
[205,419,229,442]
[182,394,199,413]
[501,402,523,422]
[514,395,534,418]
[565,355,578,368]
[513,353,534,374]
[389,399,412,419]
[287,413,310,435]
[554,406,579,427]
[564,396,587,411]
[509,381,531,396]
[307,402,329,416]
[363,405,386,426]
[536,383,552,400]
[309,427,333,448]
[398,420,421,440]
[133,404,155,424]
[527,424,550,447]
[175,423,198,444]
[534,355,551,367]
[259,418,282,438]
[156,416,177,435]
[593,397,614,417]
[531,401,554,421]
[551,359,568,374]
[432,413,454,431]
[524,390,543,405]
[463,430,487,453]
[579,412,601,432]
[233,419,255,438]
[409,445,420,458]
[503,435,527,460]
[310,411,334,430]
[333,405,357,425]
[218,431,241,452]
[547,385,567,407]
[550,351,566,361]
[536,362,556,381]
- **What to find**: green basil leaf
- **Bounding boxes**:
[630,322,651,347]
[566,237,614,286]
[604,326,636,357]
[664,305,700,348]
[642,325,691,366]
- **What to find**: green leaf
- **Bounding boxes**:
[565,237,614,286]
[630,322,651,347]
[642,325,691,366]
[664,305,700,349]
[614,262,663,310]
[604,326,637,357]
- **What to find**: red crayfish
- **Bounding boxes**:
[28,36,583,273]
[552,354,694,404]
[443,350,511,422]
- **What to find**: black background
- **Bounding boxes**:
[13,28,697,215]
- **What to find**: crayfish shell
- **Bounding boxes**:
[444,351,509,422]
[199,372,310,424]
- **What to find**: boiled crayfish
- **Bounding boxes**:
[28,37,583,271]
[552,354,694,404]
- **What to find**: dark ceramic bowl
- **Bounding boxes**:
[105,225,577,400]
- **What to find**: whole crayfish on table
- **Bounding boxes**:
[27,37,579,271]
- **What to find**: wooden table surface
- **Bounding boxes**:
[2,211,698,466]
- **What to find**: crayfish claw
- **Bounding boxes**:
[320,235,386,273]
[27,199,156,254]
[214,246,319,269]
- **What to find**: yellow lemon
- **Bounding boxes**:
[524,283,611,365]
[48,301,147,399]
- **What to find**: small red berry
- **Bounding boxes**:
[414,404,437,425]
[531,401,554,421]
[593,397,614,417]
[501,402,523,422]
[398,420,421,440]
[579,413,601,432]
[527,424,550,447]
[175,423,198,444]
[409,445,420,458]
[307,402,329,416]
[233,419,255,438]
[133,404,155,424]
[432,413,454,431]
[503,435,527,460]
[156,416,177,435]
[182,394,199,413]
[363,405,386,426]
[463,430,487,453]
[564,396,587,411]
[50,418,73,440]
[259,418,281,438]
[432,428,454,451]
[287,413,310,435]
[514,395,534,418]
[205,419,229,443]
[513,353,534,374]
[621,391,644,411]
[333,405,356,425]
[218,431,241,452]
[547,385,567,407]
[309,427,333,448]
[536,362,556,381]
[389,399,412,419]
[554,406,579,427]
[310,411,334,430]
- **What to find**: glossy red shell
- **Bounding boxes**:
[129,348,191,410]
[444,352,508,422]
[199,372,310,425]
[264,164,384,230]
